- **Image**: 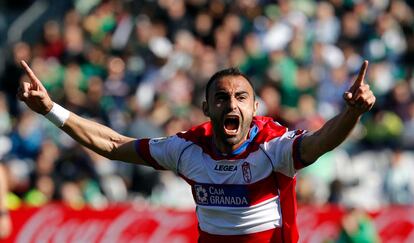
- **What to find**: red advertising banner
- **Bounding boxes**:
[1,203,414,243]
[2,203,198,243]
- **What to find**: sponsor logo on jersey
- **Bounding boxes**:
[242,162,252,183]
[214,164,237,172]
[195,185,208,204]
[193,183,249,207]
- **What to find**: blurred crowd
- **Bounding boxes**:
[0,0,413,212]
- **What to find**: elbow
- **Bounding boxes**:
[104,151,117,161]
[92,145,117,160]
[105,141,122,161]
[86,137,123,160]
[105,136,132,161]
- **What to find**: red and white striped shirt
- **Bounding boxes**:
[135,116,308,243]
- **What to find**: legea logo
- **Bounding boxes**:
[214,164,237,171]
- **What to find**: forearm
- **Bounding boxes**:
[61,113,135,160]
[18,62,145,165]
[301,107,361,163]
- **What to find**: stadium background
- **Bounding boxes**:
[0,0,413,242]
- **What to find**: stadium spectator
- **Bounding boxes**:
[336,208,380,243]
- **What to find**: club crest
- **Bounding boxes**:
[242,162,252,183]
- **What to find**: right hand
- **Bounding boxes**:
[17,61,53,115]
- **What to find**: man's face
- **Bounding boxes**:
[203,75,258,152]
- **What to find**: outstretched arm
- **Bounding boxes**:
[17,61,147,165]
[299,61,376,164]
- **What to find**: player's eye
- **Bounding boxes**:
[215,94,228,102]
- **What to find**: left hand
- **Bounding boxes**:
[343,60,376,114]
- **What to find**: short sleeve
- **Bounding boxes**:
[135,136,191,172]
[264,130,308,177]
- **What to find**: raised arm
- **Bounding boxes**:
[17,61,147,165]
[299,61,376,164]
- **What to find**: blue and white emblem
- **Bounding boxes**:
[195,185,208,204]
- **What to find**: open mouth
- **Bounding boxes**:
[223,116,240,135]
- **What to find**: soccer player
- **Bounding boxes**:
[17,60,375,242]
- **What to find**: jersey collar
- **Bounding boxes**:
[213,124,259,157]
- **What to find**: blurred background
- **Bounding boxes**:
[0,0,413,242]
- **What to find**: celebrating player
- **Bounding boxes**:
[17,60,375,242]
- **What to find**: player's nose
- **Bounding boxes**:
[228,96,238,111]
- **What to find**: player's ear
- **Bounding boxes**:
[253,100,259,115]
[202,101,209,117]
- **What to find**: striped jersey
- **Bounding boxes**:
[135,116,308,243]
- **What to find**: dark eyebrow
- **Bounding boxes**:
[214,91,229,97]
[235,91,249,96]
[213,91,250,98]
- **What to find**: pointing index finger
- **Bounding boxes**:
[20,60,44,91]
[354,60,368,87]
[20,60,36,83]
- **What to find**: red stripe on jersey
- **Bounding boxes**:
[275,172,299,243]
[177,116,286,160]
[198,227,282,243]
[134,139,166,170]
[247,172,278,205]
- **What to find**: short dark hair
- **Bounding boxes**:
[205,67,254,100]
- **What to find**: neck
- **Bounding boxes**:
[213,135,248,155]
[212,124,259,156]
